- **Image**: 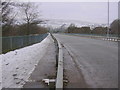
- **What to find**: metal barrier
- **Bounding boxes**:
[56,40,63,89]
[2,33,48,53]
[64,33,120,42]
[64,33,120,38]
[51,34,64,89]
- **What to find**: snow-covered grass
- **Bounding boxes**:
[1,34,52,88]
[0,55,2,90]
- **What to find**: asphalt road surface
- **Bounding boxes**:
[54,34,118,88]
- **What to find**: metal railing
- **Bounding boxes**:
[56,40,63,89]
[2,33,48,53]
[50,34,64,89]
[64,33,120,38]
[63,33,120,41]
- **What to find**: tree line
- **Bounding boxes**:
[66,19,120,36]
[2,1,119,37]
[2,1,48,37]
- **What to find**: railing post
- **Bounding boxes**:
[10,36,12,50]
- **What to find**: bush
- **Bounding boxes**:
[110,19,120,35]
[67,24,91,34]
[92,27,107,35]
[2,23,48,37]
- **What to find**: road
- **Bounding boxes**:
[54,34,118,88]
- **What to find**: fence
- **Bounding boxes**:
[2,33,48,53]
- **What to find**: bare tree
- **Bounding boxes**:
[19,2,42,35]
[2,1,12,26]
[2,0,17,33]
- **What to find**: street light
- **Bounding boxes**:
[107,0,109,38]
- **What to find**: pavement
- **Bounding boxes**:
[23,35,56,88]
[54,34,118,88]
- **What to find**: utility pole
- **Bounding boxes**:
[107,0,109,38]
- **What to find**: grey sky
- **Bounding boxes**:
[40,2,118,24]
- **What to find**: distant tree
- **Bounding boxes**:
[67,23,91,34]
[19,2,42,35]
[110,19,120,36]
[15,24,48,36]
[92,27,107,35]
[79,27,91,34]
[1,1,48,36]
[67,23,76,33]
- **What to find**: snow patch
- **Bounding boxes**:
[0,55,2,90]
[1,34,51,88]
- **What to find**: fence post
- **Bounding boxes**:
[10,37,12,50]
[21,37,23,47]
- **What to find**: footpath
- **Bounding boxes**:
[23,35,56,88]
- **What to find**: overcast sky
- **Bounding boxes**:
[11,0,119,25]
[40,2,118,24]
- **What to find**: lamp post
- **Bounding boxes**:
[107,0,109,38]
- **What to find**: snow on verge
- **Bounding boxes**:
[1,34,52,88]
[0,55,2,90]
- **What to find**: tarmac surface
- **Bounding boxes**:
[54,34,118,88]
